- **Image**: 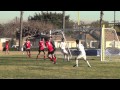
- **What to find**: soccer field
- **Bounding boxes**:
[0,51,120,79]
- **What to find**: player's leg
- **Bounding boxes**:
[76,55,82,67]
[73,55,82,67]
[52,50,57,64]
[6,48,8,54]
[61,49,65,61]
[7,49,9,54]
[28,49,31,58]
[36,50,41,59]
[52,54,56,64]
[64,49,70,61]
[83,55,91,67]
[6,48,9,54]
[64,54,66,61]
[48,52,53,61]
[73,58,79,67]
[26,49,29,57]
[66,52,70,62]
[43,50,46,60]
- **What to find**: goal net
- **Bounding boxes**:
[101,25,120,61]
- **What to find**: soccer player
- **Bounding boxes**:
[73,40,91,67]
[59,38,70,61]
[45,37,57,64]
[25,38,31,58]
[5,41,9,54]
[36,38,46,60]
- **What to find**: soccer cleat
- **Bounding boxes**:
[49,57,53,61]
[88,65,91,67]
[53,62,56,64]
[73,64,76,67]
[29,54,31,58]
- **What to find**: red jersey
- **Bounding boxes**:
[39,40,44,50]
[25,41,31,49]
[45,41,54,52]
[5,42,9,49]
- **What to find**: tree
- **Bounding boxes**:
[90,20,109,28]
[28,12,74,29]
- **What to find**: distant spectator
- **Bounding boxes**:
[5,41,10,54]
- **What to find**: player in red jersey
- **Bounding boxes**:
[25,38,31,58]
[45,37,56,64]
[5,41,9,54]
[36,38,46,60]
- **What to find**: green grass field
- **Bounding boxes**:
[0,51,120,79]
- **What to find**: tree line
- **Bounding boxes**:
[0,12,120,39]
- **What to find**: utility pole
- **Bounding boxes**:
[78,11,80,26]
[114,11,116,29]
[100,11,104,29]
[114,11,116,47]
[41,11,43,22]
[99,11,104,48]
[19,11,24,51]
[63,11,65,31]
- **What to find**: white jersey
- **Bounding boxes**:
[76,43,86,56]
[60,42,66,50]
[60,41,69,54]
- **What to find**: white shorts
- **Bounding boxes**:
[61,49,69,55]
[77,54,86,60]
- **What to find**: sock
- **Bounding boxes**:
[76,60,79,67]
[29,54,31,58]
[36,55,39,59]
[86,61,91,67]
[49,57,53,61]
[44,56,46,59]
[53,56,56,64]
[67,55,70,61]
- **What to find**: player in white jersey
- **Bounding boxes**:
[59,38,70,61]
[73,40,91,67]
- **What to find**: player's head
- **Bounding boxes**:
[41,37,44,41]
[26,38,30,41]
[61,38,64,42]
[26,39,28,41]
[76,39,79,44]
[45,37,50,42]
[50,36,52,39]
[6,41,9,43]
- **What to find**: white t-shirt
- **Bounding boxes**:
[76,44,86,55]
[60,42,66,50]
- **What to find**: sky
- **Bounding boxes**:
[0,11,119,23]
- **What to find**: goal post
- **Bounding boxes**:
[101,25,105,61]
[101,25,120,61]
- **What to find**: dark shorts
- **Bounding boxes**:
[26,49,31,52]
[38,49,45,52]
[48,49,55,55]
[6,48,9,51]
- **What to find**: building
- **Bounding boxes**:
[0,38,12,51]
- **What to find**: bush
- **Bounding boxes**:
[9,48,19,51]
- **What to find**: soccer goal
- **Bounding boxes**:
[101,25,120,61]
